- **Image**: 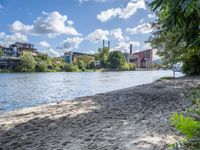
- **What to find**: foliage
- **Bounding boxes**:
[122,63,136,71]
[77,59,86,70]
[99,47,109,67]
[35,62,48,72]
[149,0,200,75]
[17,52,36,72]
[170,87,200,149]
[63,63,79,72]
[182,50,200,75]
[108,51,126,69]
[0,48,3,57]
[88,60,96,69]
[149,0,200,49]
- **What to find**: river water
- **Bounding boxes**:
[0,70,183,112]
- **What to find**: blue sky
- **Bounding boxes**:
[0,0,156,57]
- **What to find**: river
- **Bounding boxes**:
[0,70,183,112]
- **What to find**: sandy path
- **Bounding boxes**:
[0,77,200,150]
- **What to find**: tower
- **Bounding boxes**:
[130,44,133,54]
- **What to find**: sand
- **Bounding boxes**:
[0,76,200,150]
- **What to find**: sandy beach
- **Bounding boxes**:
[0,76,200,150]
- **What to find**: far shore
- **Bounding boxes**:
[1,76,199,150]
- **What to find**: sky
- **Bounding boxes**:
[0,0,157,58]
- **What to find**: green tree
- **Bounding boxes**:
[108,51,126,69]
[63,63,79,72]
[99,47,109,67]
[149,0,200,74]
[77,59,86,70]
[18,52,36,72]
[35,62,48,72]
[0,48,3,57]
[150,0,200,49]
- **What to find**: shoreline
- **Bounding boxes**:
[1,76,199,150]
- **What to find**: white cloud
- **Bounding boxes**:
[97,8,121,22]
[111,41,140,53]
[110,28,124,41]
[0,32,28,46]
[86,29,109,43]
[86,28,125,43]
[10,21,33,34]
[10,11,81,37]
[57,37,83,50]
[126,23,153,34]
[97,0,146,22]
[119,0,146,19]
[44,48,60,58]
[38,41,50,48]
[148,14,156,18]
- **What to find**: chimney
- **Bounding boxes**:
[130,44,133,54]
[108,41,110,49]
[103,40,105,48]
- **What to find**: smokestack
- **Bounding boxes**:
[108,41,110,49]
[103,40,105,48]
[130,44,133,54]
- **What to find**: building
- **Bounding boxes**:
[0,42,38,58]
[63,51,95,64]
[123,44,153,69]
[133,49,153,69]
[0,42,38,70]
[0,57,20,70]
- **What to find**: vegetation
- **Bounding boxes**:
[108,51,126,69]
[148,1,200,148]
[98,47,109,67]
[149,0,200,75]
[63,63,79,72]
[170,87,200,149]
[17,52,36,72]
[0,48,3,57]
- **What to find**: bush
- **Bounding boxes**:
[77,59,86,70]
[63,64,79,72]
[17,52,36,72]
[170,87,200,149]
[35,62,48,72]
[122,63,136,71]
[88,60,95,69]
[182,53,200,75]
[108,51,126,69]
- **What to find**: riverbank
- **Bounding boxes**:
[0,76,199,150]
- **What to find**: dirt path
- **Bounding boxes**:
[0,77,200,150]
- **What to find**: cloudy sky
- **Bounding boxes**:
[0,0,156,57]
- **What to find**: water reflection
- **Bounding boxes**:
[0,71,183,112]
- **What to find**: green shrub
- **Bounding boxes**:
[63,64,79,72]
[122,63,136,71]
[170,87,200,149]
[35,62,48,72]
[88,60,95,69]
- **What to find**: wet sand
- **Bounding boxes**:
[0,76,200,150]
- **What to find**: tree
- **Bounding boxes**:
[108,51,126,69]
[35,62,48,72]
[77,59,86,70]
[99,47,109,67]
[63,64,79,72]
[0,48,3,57]
[149,0,200,74]
[150,0,200,49]
[18,52,36,72]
